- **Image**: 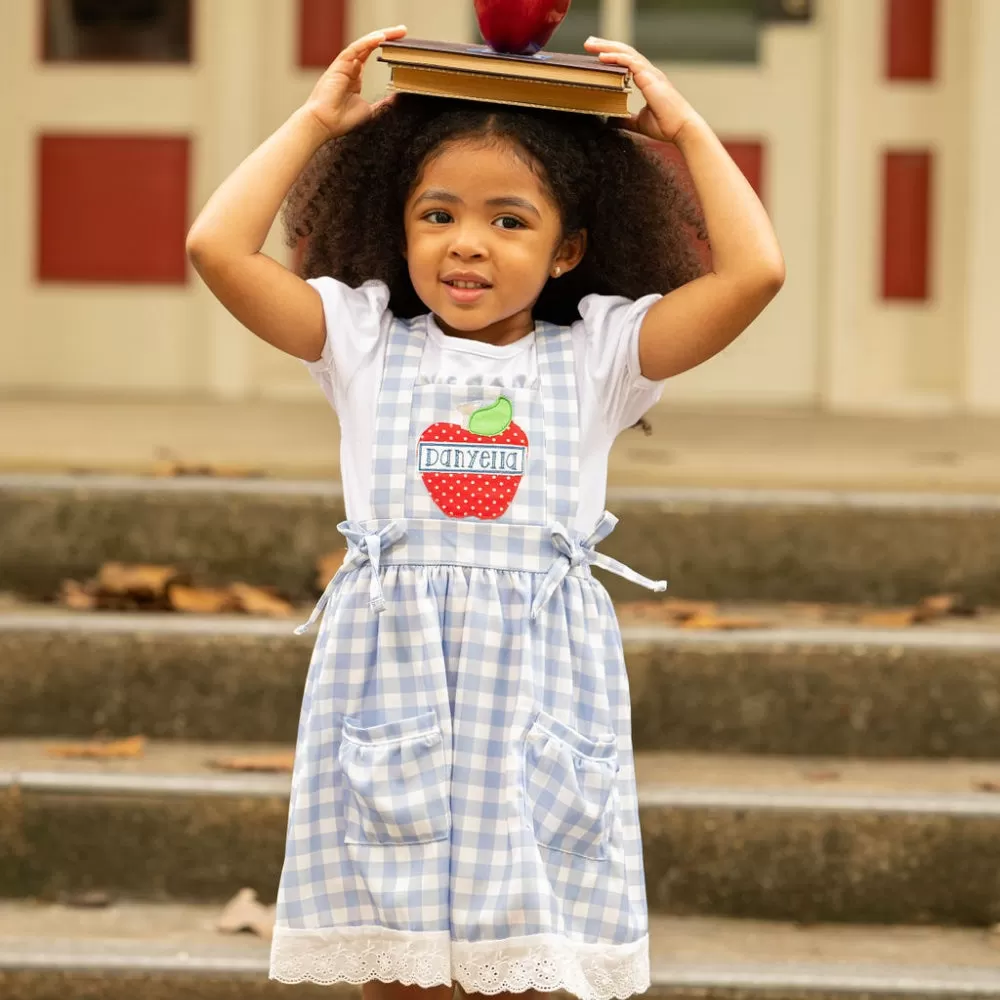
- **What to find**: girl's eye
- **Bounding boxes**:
[423,210,452,224]
[495,216,526,230]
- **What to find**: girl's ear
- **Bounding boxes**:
[552,229,587,276]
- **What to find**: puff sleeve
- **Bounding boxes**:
[302,276,392,412]
[577,291,666,435]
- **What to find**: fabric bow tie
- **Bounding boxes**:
[530,511,667,620]
[295,519,407,634]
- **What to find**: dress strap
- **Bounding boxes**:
[370,316,426,521]
[534,321,580,525]
[530,510,667,620]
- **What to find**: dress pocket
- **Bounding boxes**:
[338,708,451,845]
[522,708,619,860]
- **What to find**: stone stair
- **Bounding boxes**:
[3,903,1000,1000]
[3,472,1000,997]
[4,475,1000,605]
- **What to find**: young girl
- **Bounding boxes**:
[187,25,783,1000]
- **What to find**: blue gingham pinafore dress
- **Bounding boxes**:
[269,313,665,1000]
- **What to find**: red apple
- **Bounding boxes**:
[417,396,528,520]
[475,0,572,55]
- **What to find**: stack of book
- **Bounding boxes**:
[378,37,632,117]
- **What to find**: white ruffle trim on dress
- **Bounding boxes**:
[270,924,451,989]
[270,924,650,1000]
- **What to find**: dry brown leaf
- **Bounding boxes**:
[662,599,720,620]
[206,752,295,774]
[46,735,147,759]
[58,579,97,610]
[802,770,842,783]
[784,602,829,620]
[316,550,347,591]
[216,888,276,940]
[152,458,266,479]
[680,613,769,631]
[859,609,919,628]
[97,562,178,598]
[860,594,977,628]
[617,599,718,624]
[168,584,236,615]
[228,582,295,618]
[914,593,977,621]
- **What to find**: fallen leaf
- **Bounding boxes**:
[207,752,295,774]
[784,602,829,620]
[802,770,841,783]
[974,780,1000,794]
[168,584,236,614]
[680,613,769,631]
[97,562,178,599]
[914,593,977,621]
[859,609,919,628]
[316,551,347,591]
[58,579,97,610]
[46,735,147,759]
[228,583,295,618]
[216,888,276,940]
[617,599,718,624]
[152,449,266,479]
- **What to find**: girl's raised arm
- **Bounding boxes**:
[585,37,785,383]
[186,26,406,363]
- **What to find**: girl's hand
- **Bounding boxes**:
[302,26,407,139]
[583,36,699,143]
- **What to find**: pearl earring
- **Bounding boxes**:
[553,266,561,277]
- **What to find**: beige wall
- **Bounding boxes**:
[1,0,997,415]
[824,0,972,413]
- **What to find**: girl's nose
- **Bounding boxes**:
[448,228,488,259]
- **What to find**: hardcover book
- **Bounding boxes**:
[378,37,632,117]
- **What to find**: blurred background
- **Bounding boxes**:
[1,0,999,488]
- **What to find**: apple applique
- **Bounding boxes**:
[475,0,572,55]
[417,396,528,520]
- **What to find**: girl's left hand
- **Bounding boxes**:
[583,37,699,143]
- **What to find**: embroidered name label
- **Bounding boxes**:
[417,442,526,475]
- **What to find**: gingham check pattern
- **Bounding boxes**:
[535,320,580,524]
[372,315,426,521]
[271,314,651,1000]
[340,709,452,845]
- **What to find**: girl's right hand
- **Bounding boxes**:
[302,25,407,140]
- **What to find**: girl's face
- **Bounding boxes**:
[402,137,585,346]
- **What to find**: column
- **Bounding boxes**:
[192,0,262,398]
[963,0,1000,413]
[0,2,33,387]
[601,0,633,43]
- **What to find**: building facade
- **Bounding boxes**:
[1,0,997,414]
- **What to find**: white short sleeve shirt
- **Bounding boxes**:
[303,276,666,533]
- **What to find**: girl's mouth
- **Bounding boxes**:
[443,280,491,304]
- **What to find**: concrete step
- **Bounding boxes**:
[5,397,1000,495]
[4,607,1000,758]
[1,902,1000,1000]
[4,474,1000,606]
[6,740,1000,926]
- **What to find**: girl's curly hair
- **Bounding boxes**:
[282,92,706,326]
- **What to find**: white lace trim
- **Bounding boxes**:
[270,924,451,989]
[452,930,650,1000]
[270,924,650,1000]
